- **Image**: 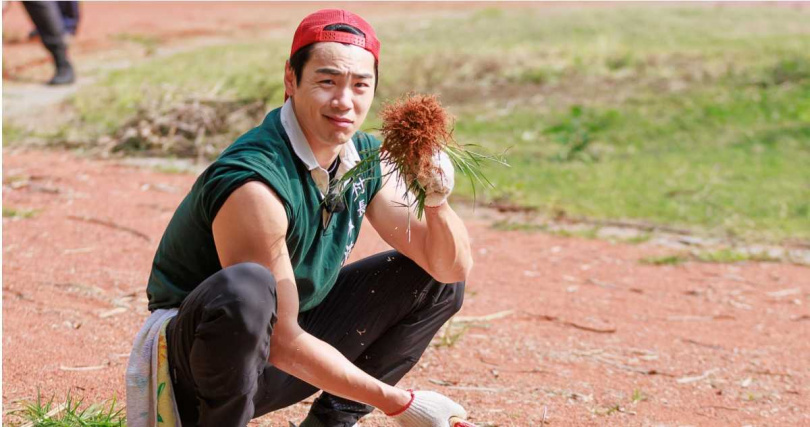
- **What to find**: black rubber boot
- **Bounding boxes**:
[48,45,75,85]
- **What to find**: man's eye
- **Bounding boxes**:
[355,82,370,88]
[319,80,335,85]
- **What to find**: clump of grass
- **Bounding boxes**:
[494,221,655,243]
[514,67,559,85]
[544,105,619,162]
[153,163,193,175]
[605,52,637,71]
[3,122,28,147]
[102,96,268,160]
[3,207,40,219]
[623,232,653,245]
[640,254,688,266]
[549,227,600,239]
[338,93,507,220]
[9,390,125,427]
[379,93,453,193]
[593,403,625,416]
[745,391,766,402]
[631,389,648,404]
[695,249,780,263]
[641,249,782,266]
[432,319,470,348]
[758,56,810,87]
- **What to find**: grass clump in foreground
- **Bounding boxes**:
[67,5,810,242]
[8,391,125,427]
[3,206,40,219]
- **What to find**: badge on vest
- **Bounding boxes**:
[352,179,365,201]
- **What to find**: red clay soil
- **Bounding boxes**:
[3,3,810,426]
[3,147,809,426]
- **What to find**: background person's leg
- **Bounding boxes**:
[22,1,63,44]
[166,262,278,427]
[57,1,80,35]
[21,1,74,84]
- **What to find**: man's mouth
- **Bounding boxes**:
[324,115,354,128]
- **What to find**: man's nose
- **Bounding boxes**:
[332,86,353,111]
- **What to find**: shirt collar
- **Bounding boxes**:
[280,99,360,173]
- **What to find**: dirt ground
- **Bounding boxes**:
[3,2,809,426]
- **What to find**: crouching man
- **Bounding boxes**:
[127,9,472,427]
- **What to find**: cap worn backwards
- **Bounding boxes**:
[290,9,381,62]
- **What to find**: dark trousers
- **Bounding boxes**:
[22,1,69,69]
[22,1,65,51]
[57,1,80,34]
[166,250,465,427]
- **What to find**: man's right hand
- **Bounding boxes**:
[388,390,467,427]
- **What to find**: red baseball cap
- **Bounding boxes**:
[290,9,381,63]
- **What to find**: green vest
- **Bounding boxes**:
[146,107,383,312]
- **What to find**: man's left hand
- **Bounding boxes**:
[416,150,454,207]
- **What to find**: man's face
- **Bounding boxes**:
[285,42,376,148]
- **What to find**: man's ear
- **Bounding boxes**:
[284,60,296,99]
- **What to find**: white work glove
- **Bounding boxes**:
[389,390,467,427]
[415,150,455,208]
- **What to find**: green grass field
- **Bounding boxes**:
[46,6,810,242]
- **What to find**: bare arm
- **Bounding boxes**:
[366,161,473,284]
[212,181,410,414]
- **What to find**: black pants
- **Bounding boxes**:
[22,1,69,69]
[22,1,65,51]
[166,250,465,427]
[57,1,80,34]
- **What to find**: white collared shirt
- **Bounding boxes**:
[280,99,361,198]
